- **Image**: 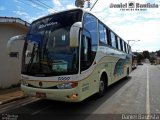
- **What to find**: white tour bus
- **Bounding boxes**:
[7,8,132,102]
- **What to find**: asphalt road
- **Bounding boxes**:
[0,63,160,120]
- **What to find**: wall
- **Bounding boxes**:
[0,23,28,88]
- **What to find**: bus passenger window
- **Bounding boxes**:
[124,42,127,52]
[99,22,108,45]
[117,37,121,50]
[126,44,129,53]
[81,36,90,61]
[115,36,118,49]
[122,40,125,52]
[110,32,116,48]
[120,39,123,51]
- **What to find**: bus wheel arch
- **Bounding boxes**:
[96,72,108,97]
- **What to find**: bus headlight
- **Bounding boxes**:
[57,82,78,89]
[21,79,28,86]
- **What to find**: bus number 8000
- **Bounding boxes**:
[58,77,70,81]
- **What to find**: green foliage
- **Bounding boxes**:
[156,50,160,57]
[137,53,144,63]
[143,51,150,59]
[133,52,144,63]
[149,56,156,63]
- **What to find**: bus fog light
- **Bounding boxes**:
[70,94,78,100]
[57,82,78,89]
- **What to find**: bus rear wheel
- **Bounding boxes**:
[96,75,107,97]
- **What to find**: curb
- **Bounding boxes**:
[0,95,27,105]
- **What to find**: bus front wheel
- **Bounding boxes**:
[96,75,107,97]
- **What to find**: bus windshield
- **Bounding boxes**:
[22,9,82,76]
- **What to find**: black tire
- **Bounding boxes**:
[127,67,129,76]
[96,75,107,98]
[124,68,130,79]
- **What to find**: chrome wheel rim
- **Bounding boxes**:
[99,80,104,92]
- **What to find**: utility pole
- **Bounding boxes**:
[90,0,98,11]
[75,0,99,11]
[127,40,140,45]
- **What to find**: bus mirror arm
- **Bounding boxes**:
[7,35,26,57]
[70,22,82,47]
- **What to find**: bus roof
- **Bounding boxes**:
[32,8,84,24]
[31,8,131,48]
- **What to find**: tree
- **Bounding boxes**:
[75,0,85,8]
[150,56,156,64]
[135,53,144,64]
[143,51,150,59]
[132,52,143,64]
[156,50,160,57]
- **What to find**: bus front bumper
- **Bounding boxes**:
[21,84,82,102]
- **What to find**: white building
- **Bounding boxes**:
[0,17,30,88]
[156,57,160,64]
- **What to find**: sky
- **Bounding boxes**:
[0,0,160,52]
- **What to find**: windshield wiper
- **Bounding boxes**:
[27,44,37,73]
[43,49,53,72]
[42,34,53,72]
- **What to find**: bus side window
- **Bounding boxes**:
[126,44,129,53]
[81,30,92,71]
[121,40,125,52]
[110,32,116,48]
[117,37,121,50]
[115,36,118,49]
[128,45,131,54]
[121,39,125,52]
[99,22,108,46]
[107,30,111,46]
[120,39,123,51]
[82,13,98,71]
[124,42,127,52]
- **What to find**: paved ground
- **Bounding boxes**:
[0,63,160,120]
[0,87,25,105]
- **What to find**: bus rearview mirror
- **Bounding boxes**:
[7,35,26,57]
[26,50,32,57]
[70,22,82,47]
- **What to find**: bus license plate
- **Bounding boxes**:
[36,92,46,98]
